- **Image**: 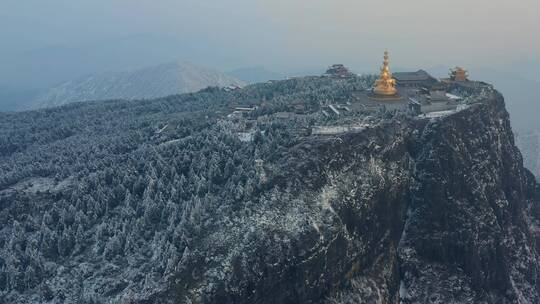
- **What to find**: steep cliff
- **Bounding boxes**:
[162,90,540,303]
[398,91,540,303]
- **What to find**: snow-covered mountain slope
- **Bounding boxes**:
[2,75,540,303]
[31,62,244,109]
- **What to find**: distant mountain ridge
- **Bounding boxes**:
[228,67,283,84]
[31,61,244,109]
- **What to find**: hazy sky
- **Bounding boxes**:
[1,0,539,80]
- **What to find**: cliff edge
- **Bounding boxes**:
[167,89,540,303]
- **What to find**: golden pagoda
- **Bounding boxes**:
[373,51,398,97]
[450,67,468,82]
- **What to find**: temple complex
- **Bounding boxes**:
[371,51,400,100]
[224,53,493,140]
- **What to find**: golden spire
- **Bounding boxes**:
[373,50,398,96]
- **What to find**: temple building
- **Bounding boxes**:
[371,51,400,100]
[325,64,355,78]
[450,67,469,82]
[393,70,438,88]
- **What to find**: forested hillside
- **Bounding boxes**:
[0,76,376,303]
[2,75,539,303]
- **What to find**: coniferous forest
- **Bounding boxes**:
[0,76,377,303]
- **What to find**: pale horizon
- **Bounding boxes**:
[1,0,539,86]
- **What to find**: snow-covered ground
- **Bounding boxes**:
[421,104,470,119]
[1,176,73,195]
[312,125,368,135]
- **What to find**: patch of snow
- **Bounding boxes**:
[237,132,254,142]
[156,124,169,134]
[5,176,74,194]
[328,105,340,115]
[423,110,456,118]
[318,186,338,216]
[446,93,462,100]
[159,139,182,146]
[399,280,409,300]
[312,124,368,135]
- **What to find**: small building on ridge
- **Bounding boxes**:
[393,70,438,88]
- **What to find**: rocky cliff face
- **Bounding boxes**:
[399,92,540,303]
[164,90,540,303]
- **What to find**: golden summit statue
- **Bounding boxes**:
[371,51,401,100]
